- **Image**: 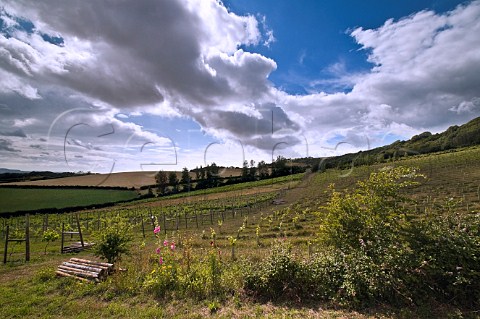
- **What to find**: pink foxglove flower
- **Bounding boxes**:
[156,247,161,254]
[159,256,163,265]
[153,226,161,234]
[170,242,176,251]
[163,240,168,247]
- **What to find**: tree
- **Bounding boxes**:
[194,166,201,181]
[206,163,220,187]
[249,159,257,180]
[180,167,191,192]
[168,171,179,193]
[242,160,249,181]
[155,170,168,195]
[257,160,269,179]
[271,156,288,177]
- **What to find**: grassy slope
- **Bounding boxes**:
[0,147,479,318]
[0,188,138,213]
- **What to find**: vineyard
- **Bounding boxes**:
[0,147,479,318]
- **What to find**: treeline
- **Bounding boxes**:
[297,116,480,172]
[0,171,91,183]
[154,156,306,196]
[0,195,145,218]
[0,185,133,190]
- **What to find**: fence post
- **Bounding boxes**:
[163,214,167,234]
[25,214,30,262]
[3,225,8,264]
[76,214,84,247]
[61,223,65,254]
[141,216,145,238]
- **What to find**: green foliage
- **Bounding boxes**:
[207,300,220,314]
[42,228,59,254]
[245,167,480,308]
[318,166,423,252]
[155,171,168,195]
[180,167,191,191]
[244,241,304,300]
[34,266,57,282]
[313,166,480,306]
[143,259,179,297]
[93,215,133,264]
[407,211,480,305]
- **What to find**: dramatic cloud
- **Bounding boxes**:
[284,1,480,150]
[0,128,27,137]
[0,139,19,152]
[0,0,287,160]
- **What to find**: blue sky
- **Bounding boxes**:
[225,0,464,94]
[0,0,479,173]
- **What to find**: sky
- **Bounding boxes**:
[0,0,479,173]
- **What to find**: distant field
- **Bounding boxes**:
[4,169,243,188]
[0,188,138,213]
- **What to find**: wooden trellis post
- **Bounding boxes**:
[163,214,167,234]
[61,214,85,254]
[25,214,30,262]
[3,214,30,264]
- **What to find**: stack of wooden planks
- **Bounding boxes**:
[56,258,114,282]
[62,242,95,254]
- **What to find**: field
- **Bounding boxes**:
[0,188,138,214]
[4,168,243,188]
[0,147,480,318]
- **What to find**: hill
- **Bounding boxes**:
[0,168,28,174]
[296,116,480,170]
[3,169,244,188]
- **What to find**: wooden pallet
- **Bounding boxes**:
[56,258,114,282]
[62,242,95,253]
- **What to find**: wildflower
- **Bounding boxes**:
[359,238,366,247]
[170,241,176,251]
[159,256,163,265]
[154,226,161,234]
[163,240,168,247]
[156,247,161,254]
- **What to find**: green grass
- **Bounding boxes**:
[0,188,138,213]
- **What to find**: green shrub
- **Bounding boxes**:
[314,166,480,307]
[407,212,480,306]
[244,241,305,300]
[245,167,480,308]
[93,215,133,264]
